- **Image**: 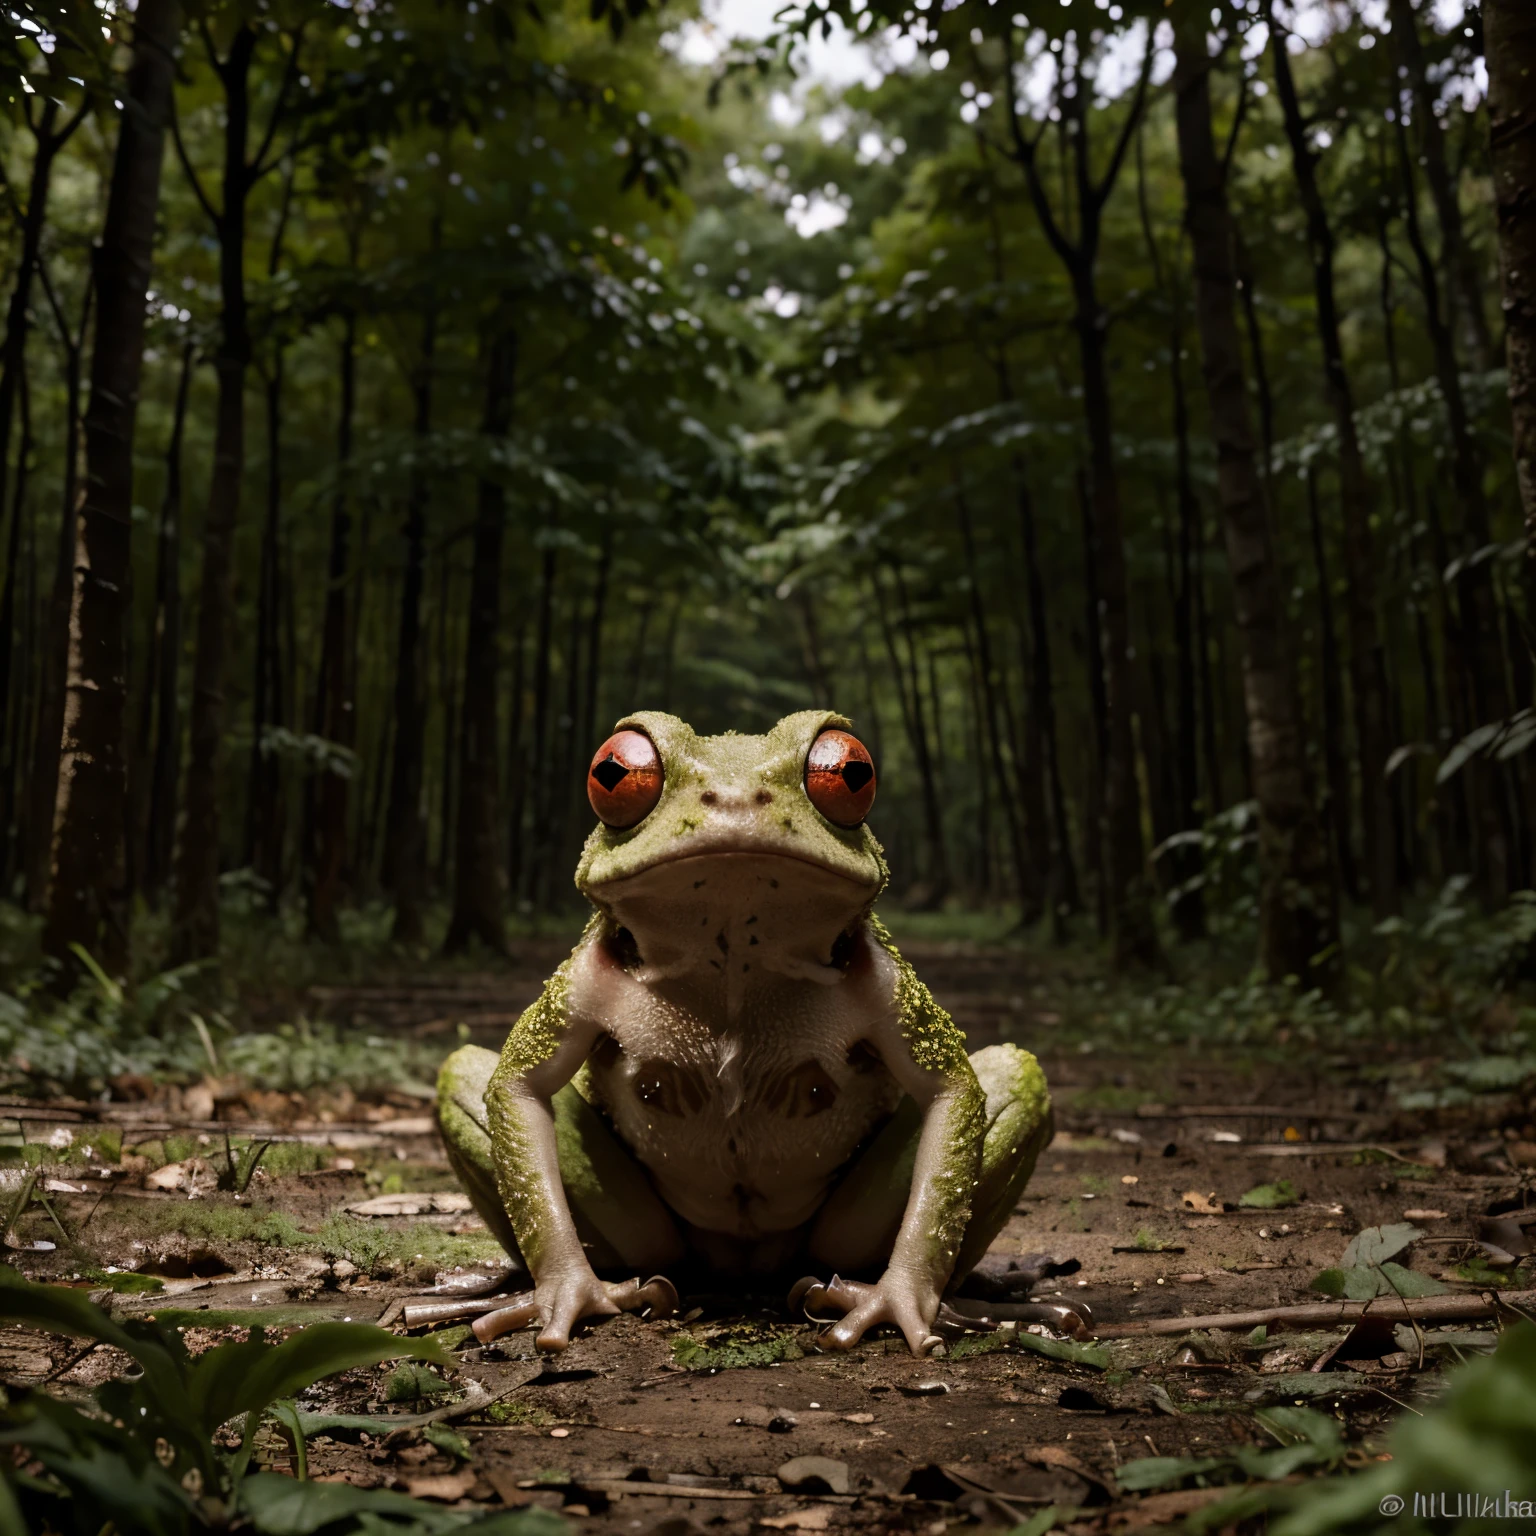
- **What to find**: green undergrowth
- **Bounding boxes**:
[670,1322,806,1370]
[2,879,1532,1105]
[116,1204,501,1279]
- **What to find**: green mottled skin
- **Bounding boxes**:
[484,937,582,1273]
[447,710,1051,1353]
[865,913,984,1273]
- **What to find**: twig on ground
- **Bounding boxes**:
[1089,1289,1536,1338]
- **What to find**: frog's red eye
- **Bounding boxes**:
[588,730,663,829]
[805,729,876,827]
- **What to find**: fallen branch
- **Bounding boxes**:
[1090,1288,1536,1338]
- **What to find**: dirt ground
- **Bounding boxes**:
[3,937,1534,1532]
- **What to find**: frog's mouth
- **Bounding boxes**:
[587,850,878,982]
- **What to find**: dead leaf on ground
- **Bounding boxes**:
[1181,1191,1223,1214]
[403,1468,477,1502]
[1024,1445,1110,1492]
[144,1158,212,1193]
[347,1192,473,1217]
[760,1506,835,1530]
[1402,1209,1447,1220]
[1104,1487,1239,1526]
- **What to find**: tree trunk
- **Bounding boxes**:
[1388,0,1496,372]
[1077,467,1108,936]
[1394,116,1518,897]
[1073,279,1160,966]
[25,273,92,918]
[955,474,1038,921]
[1306,469,1359,903]
[581,527,614,754]
[1486,0,1536,615]
[504,616,527,897]
[0,368,33,890]
[307,314,358,943]
[1175,26,1341,989]
[42,0,180,979]
[170,23,257,965]
[873,563,950,905]
[244,352,286,904]
[445,329,515,956]
[1014,465,1079,919]
[1269,6,1396,922]
[134,340,191,907]
[0,101,65,552]
[385,301,437,945]
[1135,129,1206,938]
[520,539,557,903]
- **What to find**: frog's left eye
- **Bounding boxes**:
[805,729,877,827]
[588,730,664,829]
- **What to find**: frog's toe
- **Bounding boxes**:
[789,1273,877,1321]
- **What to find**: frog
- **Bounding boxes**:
[435,709,1052,1356]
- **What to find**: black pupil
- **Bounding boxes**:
[593,756,629,793]
[841,761,873,794]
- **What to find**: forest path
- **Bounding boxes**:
[3,937,1530,1531]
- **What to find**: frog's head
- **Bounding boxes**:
[575,711,887,975]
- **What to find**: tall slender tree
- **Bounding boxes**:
[1173,14,1341,988]
[1266,3,1397,920]
[445,328,515,955]
[1484,0,1536,623]
[42,0,182,981]
[169,16,302,963]
[998,23,1161,968]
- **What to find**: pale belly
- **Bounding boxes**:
[581,996,903,1238]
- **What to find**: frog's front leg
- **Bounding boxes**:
[438,951,683,1352]
[805,1031,1052,1353]
[799,942,987,1356]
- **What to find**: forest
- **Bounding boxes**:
[0,0,1529,989]
[0,0,1535,1532]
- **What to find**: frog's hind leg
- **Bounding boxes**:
[436,1044,685,1274]
[951,1043,1053,1281]
[806,1043,1051,1282]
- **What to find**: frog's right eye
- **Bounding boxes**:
[588,730,664,828]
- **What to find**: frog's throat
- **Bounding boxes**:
[584,850,876,996]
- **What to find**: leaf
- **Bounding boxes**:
[1115,1454,1232,1492]
[1239,1180,1299,1209]
[1374,1262,1450,1298]
[188,1322,450,1438]
[1441,1055,1536,1091]
[1006,1331,1109,1370]
[1309,1266,1381,1301]
[238,1471,454,1534]
[1437,722,1502,784]
[1340,1223,1420,1269]
[423,1421,473,1461]
[1255,1405,1344,1454]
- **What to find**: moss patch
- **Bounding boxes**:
[671,1323,806,1371]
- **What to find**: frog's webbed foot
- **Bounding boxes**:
[789,1273,943,1357]
[475,1273,678,1352]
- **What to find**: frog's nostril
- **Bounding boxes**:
[700,790,718,806]
[755,789,773,805]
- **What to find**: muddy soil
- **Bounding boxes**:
[3,938,1533,1532]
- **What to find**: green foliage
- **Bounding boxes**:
[669,1323,805,1370]
[1309,1224,1449,1301]
[384,1362,452,1403]
[0,1265,452,1534]
[236,1473,564,1535]
[1240,1180,1300,1209]
[1261,1325,1536,1535]
[1115,1406,1348,1493]
[947,1327,1109,1368]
